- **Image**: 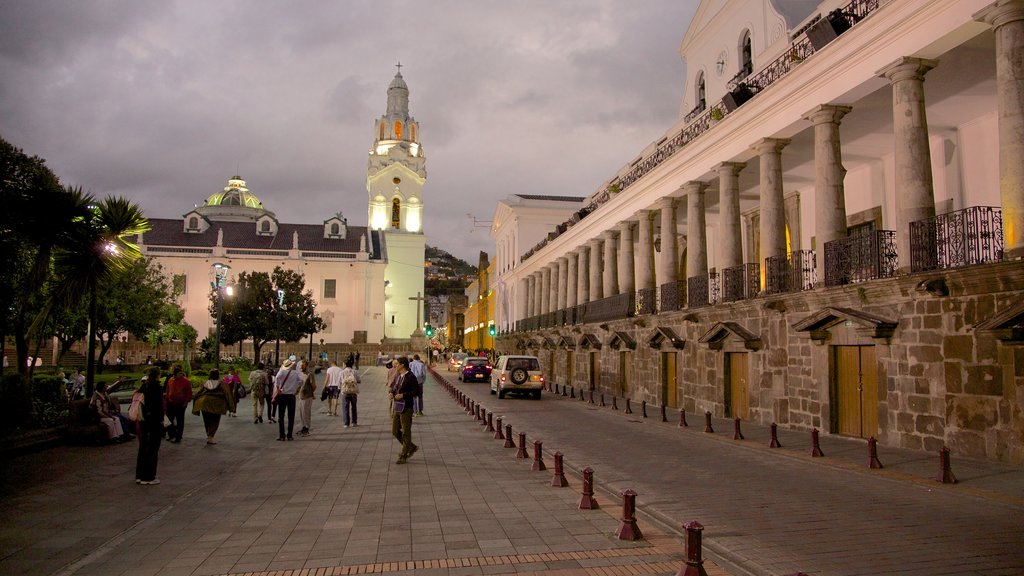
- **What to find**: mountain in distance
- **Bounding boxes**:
[425,245,476,296]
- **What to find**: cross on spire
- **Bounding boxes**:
[395,61,403,74]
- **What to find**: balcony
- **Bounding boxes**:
[722,263,760,302]
[824,230,898,287]
[580,293,635,324]
[635,287,657,316]
[765,250,817,295]
[659,280,686,312]
[910,206,1003,273]
[686,272,721,309]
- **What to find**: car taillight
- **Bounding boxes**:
[540,375,545,382]
[500,375,506,382]
[486,365,492,370]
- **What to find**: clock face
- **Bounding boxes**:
[716,50,728,77]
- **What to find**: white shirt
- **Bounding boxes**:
[325,365,344,389]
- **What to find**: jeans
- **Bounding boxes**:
[342,393,358,426]
[166,403,187,441]
[413,394,424,413]
[277,394,296,438]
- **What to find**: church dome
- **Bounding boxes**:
[389,71,408,91]
[204,176,264,209]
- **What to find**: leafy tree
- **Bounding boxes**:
[146,293,197,375]
[91,258,171,370]
[49,296,89,366]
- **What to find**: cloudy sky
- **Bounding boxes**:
[0,1,696,263]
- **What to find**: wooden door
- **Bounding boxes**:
[619,351,630,396]
[834,346,878,438]
[726,352,749,419]
[565,351,574,389]
[589,351,599,390]
[661,352,678,408]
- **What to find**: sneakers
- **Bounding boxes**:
[254,419,260,425]
[139,479,160,485]
[396,457,407,465]
[276,436,286,441]
[408,444,419,459]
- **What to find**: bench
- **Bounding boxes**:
[66,399,107,445]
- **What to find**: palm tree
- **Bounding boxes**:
[44,190,150,395]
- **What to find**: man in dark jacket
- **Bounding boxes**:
[390,356,419,464]
[136,366,165,485]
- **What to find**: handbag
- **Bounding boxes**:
[392,400,406,413]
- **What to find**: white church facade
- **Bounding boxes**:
[492,0,1024,464]
[137,69,428,350]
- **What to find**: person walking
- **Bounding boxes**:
[297,360,316,436]
[324,360,343,416]
[390,356,419,464]
[224,367,241,418]
[354,351,360,370]
[164,365,192,443]
[265,364,278,424]
[192,369,235,445]
[409,354,426,416]
[340,358,361,427]
[135,367,165,485]
[273,356,302,441]
[249,362,268,424]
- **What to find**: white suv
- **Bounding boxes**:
[490,355,545,399]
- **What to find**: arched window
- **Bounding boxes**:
[740,31,753,77]
[394,120,403,140]
[188,216,198,229]
[696,72,706,111]
[261,220,270,232]
[410,124,416,141]
[330,223,339,235]
[391,198,401,229]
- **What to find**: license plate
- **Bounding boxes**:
[476,374,485,379]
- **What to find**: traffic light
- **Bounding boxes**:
[488,324,496,337]
[425,324,434,337]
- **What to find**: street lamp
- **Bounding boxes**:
[211,262,231,370]
[274,288,286,367]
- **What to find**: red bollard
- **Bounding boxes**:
[679,409,688,427]
[612,396,618,411]
[480,407,488,426]
[675,521,709,576]
[485,412,495,432]
[811,428,824,457]
[516,432,528,459]
[551,452,569,487]
[531,439,546,471]
[704,411,714,433]
[733,418,744,440]
[641,400,647,418]
[625,398,633,414]
[615,489,643,541]
[868,437,883,469]
[661,404,668,423]
[769,422,782,448]
[578,467,598,509]
[475,404,483,422]
[494,416,504,440]
[589,390,595,404]
[503,424,515,448]
[600,392,606,407]
[936,446,957,484]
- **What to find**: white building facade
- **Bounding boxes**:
[493,0,1024,464]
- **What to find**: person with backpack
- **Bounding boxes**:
[192,368,235,445]
[135,366,165,485]
[340,358,361,427]
[249,362,269,424]
[323,360,343,417]
[163,365,192,443]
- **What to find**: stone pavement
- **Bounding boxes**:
[0,367,724,576]
[437,368,1024,576]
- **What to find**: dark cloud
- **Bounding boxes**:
[0,0,696,263]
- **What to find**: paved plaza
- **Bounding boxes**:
[0,367,725,576]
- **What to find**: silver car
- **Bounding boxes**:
[490,355,544,399]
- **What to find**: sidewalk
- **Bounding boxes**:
[0,367,721,576]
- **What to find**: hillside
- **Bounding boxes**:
[425,245,476,296]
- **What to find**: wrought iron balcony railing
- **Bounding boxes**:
[635,287,657,316]
[765,250,817,295]
[659,281,686,312]
[722,263,760,302]
[580,293,635,324]
[910,206,1003,273]
[824,230,898,287]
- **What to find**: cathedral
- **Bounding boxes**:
[137,68,427,349]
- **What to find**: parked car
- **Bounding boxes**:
[448,352,469,372]
[459,357,492,382]
[490,355,544,399]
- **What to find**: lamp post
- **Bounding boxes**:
[212,262,230,370]
[274,288,285,367]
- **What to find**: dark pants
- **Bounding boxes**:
[135,418,162,482]
[277,394,296,438]
[201,411,221,438]
[166,403,187,441]
[391,410,414,457]
[342,393,358,426]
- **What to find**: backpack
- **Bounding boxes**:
[341,369,358,395]
[128,391,145,422]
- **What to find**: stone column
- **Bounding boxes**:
[976,2,1024,258]
[588,238,604,301]
[683,182,708,278]
[556,257,568,311]
[576,246,590,304]
[526,273,535,317]
[754,138,792,263]
[566,251,578,309]
[805,105,853,251]
[618,220,636,294]
[534,272,544,317]
[658,196,681,286]
[636,210,656,291]
[519,278,529,325]
[716,162,746,269]
[879,57,938,270]
[548,263,559,314]
[603,229,619,296]
[540,267,551,315]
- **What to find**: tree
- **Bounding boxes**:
[91,258,172,370]
[146,289,197,374]
[49,297,89,367]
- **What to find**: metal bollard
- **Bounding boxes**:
[868,437,883,469]
[480,407,488,426]
[615,489,643,541]
[641,400,647,418]
[589,390,595,404]
[551,452,569,487]
[570,386,576,399]
[485,412,495,432]
[503,424,515,448]
[733,418,744,440]
[936,446,957,484]
[600,392,606,407]
[625,398,633,414]
[704,411,714,433]
[579,388,585,402]
[475,404,482,422]
[494,416,504,440]
[516,432,528,459]
[661,404,668,423]
[676,521,709,576]
[769,422,782,448]
[531,439,547,471]
[811,428,824,457]
[562,384,568,397]
[578,467,599,509]
[679,408,688,427]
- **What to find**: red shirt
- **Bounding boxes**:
[165,374,193,405]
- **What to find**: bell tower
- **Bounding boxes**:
[368,64,427,341]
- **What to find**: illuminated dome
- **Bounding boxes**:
[204,176,264,209]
